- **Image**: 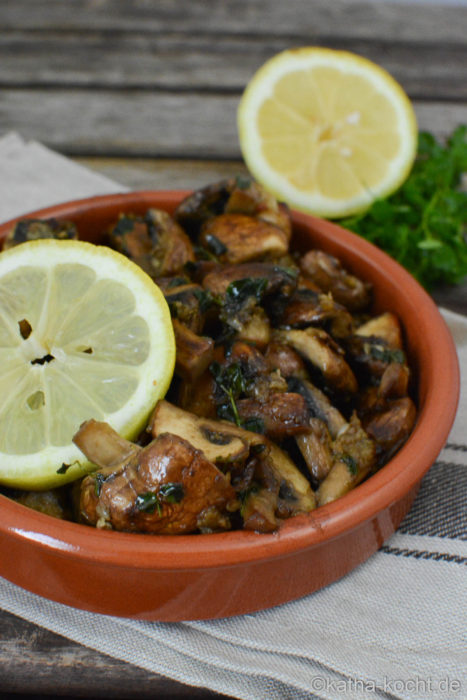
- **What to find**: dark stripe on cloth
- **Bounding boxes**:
[445,443,467,452]
[397,460,467,539]
[381,546,466,565]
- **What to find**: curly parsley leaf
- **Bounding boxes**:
[340,126,467,290]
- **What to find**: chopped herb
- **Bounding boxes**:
[159,482,185,504]
[56,462,70,474]
[250,442,266,455]
[340,126,467,290]
[235,174,252,190]
[210,361,246,427]
[135,491,162,515]
[242,417,265,434]
[224,277,268,313]
[167,276,189,288]
[367,343,405,364]
[94,472,108,497]
[204,233,228,257]
[341,454,358,477]
[193,288,219,313]
[193,245,219,262]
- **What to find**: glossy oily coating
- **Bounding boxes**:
[79,430,237,534]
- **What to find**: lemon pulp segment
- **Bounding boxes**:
[0,239,175,489]
[238,48,417,217]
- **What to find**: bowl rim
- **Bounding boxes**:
[0,190,460,571]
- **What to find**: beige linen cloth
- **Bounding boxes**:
[0,132,465,700]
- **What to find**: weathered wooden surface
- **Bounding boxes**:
[1,0,466,698]
[0,609,221,699]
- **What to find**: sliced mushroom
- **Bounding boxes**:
[199,214,288,264]
[378,362,410,399]
[163,282,206,333]
[73,419,141,469]
[260,440,316,515]
[264,342,308,380]
[345,335,406,381]
[286,378,347,438]
[107,214,153,273]
[146,208,195,276]
[295,418,334,483]
[277,327,358,394]
[174,177,292,240]
[300,250,372,311]
[236,392,310,441]
[4,218,78,250]
[363,396,417,456]
[149,400,254,465]
[79,431,237,534]
[241,487,278,533]
[280,289,353,339]
[234,307,271,349]
[316,413,376,506]
[202,262,297,299]
[172,319,214,382]
[355,312,402,349]
[174,179,234,236]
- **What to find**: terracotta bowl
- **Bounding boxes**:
[0,191,459,620]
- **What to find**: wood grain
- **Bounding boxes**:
[1,91,464,158]
[0,32,465,99]
[2,0,467,43]
[0,609,224,699]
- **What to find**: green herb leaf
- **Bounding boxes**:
[135,491,162,515]
[340,126,467,289]
[159,482,185,504]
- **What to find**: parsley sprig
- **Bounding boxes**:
[340,126,467,290]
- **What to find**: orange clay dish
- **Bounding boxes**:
[1,178,418,535]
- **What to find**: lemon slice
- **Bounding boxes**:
[0,239,175,489]
[237,47,418,218]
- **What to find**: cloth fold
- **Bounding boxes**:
[0,132,465,700]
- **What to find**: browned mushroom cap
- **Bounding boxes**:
[295,418,334,483]
[286,378,348,438]
[202,262,297,298]
[345,335,406,381]
[378,362,410,399]
[79,431,237,534]
[224,178,292,239]
[280,289,353,338]
[355,312,403,350]
[174,177,292,240]
[264,342,308,379]
[300,250,372,311]
[277,327,358,394]
[316,413,376,506]
[146,208,195,276]
[199,214,288,264]
[236,392,310,441]
[106,214,153,272]
[172,319,214,383]
[162,282,206,334]
[4,218,78,250]
[174,179,234,236]
[362,396,417,455]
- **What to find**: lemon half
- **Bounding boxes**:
[238,47,418,218]
[0,239,175,489]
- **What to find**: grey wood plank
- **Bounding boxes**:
[1,31,465,100]
[0,609,225,699]
[75,156,248,190]
[1,91,465,158]
[2,0,467,43]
